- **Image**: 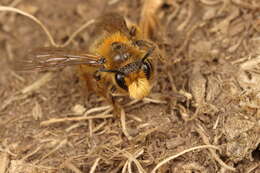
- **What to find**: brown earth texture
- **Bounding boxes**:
[0,0,260,173]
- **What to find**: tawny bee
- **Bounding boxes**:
[16,13,158,114]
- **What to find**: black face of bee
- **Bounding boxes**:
[114,60,152,91]
[115,73,128,90]
[142,60,152,79]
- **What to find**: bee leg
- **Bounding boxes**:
[99,91,122,117]
[107,93,122,117]
[77,67,96,105]
[129,25,138,37]
[133,39,165,63]
[95,80,122,117]
[133,39,155,49]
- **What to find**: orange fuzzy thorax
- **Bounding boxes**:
[95,32,129,67]
[95,32,130,55]
[95,32,143,69]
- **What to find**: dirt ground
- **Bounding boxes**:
[0,0,259,173]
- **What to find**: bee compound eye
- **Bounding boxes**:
[115,73,128,90]
[142,60,152,79]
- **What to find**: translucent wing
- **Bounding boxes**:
[14,47,105,71]
[95,12,129,35]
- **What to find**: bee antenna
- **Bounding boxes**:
[99,69,123,74]
[142,46,155,62]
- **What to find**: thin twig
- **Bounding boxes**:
[200,0,222,6]
[21,73,53,94]
[89,119,93,137]
[195,124,236,171]
[36,139,67,163]
[0,93,28,111]
[245,163,259,173]
[174,22,204,59]
[127,149,145,173]
[84,105,111,116]
[213,115,220,129]
[22,145,43,161]
[63,161,82,173]
[122,160,128,173]
[40,114,113,126]
[60,19,95,47]
[232,0,260,10]
[0,6,56,47]
[151,145,220,173]
[120,109,132,140]
[90,158,101,173]
[177,0,194,31]
[0,152,9,173]
[143,98,167,104]
[92,121,107,133]
[0,0,23,20]
[0,6,95,48]
[119,148,146,173]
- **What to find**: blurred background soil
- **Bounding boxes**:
[0,0,259,172]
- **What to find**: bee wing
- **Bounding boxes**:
[14,47,104,71]
[95,12,129,35]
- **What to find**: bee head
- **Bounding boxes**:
[101,61,153,99]
[101,48,154,99]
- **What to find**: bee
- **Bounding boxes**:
[16,13,158,115]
